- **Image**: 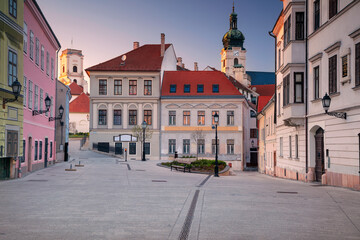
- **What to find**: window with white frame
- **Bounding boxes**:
[9,0,17,18]
[28,80,33,109]
[169,139,176,154]
[34,85,39,110]
[169,111,176,125]
[98,110,107,125]
[50,96,54,117]
[284,15,291,46]
[8,49,17,86]
[23,76,27,106]
[227,111,234,125]
[45,93,49,116]
[329,55,337,94]
[295,134,298,159]
[30,31,34,60]
[35,38,39,65]
[41,45,44,70]
[280,137,283,157]
[227,139,234,155]
[356,43,360,87]
[314,66,320,99]
[40,89,43,112]
[46,52,49,76]
[23,22,28,53]
[51,58,54,80]
[113,110,122,125]
[294,72,304,103]
[197,139,205,154]
[183,139,190,154]
[289,135,292,158]
[212,139,219,155]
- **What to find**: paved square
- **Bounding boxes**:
[0,146,359,240]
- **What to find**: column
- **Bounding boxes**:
[108,103,113,129]
[138,103,143,125]
[123,103,128,129]
[93,103,98,129]
[153,103,158,129]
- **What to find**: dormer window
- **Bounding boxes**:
[184,84,190,93]
[170,84,176,93]
[197,84,204,93]
[212,84,219,93]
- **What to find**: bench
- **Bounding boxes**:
[171,164,191,173]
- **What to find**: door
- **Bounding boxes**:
[315,128,324,182]
[115,143,123,155]
[249,152,258,167]
[273,151,277,176]
[6,131,18,157]
[28,137,32,172]
[44,138,48,168]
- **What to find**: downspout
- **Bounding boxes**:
[305,0,309,180]
[54,47,61,163]
[268,31,277,125]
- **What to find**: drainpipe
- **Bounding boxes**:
[54,47,61,163]
[305,0,309,180]
[268,31,277,125]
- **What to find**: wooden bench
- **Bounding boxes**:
[171,164,190,173]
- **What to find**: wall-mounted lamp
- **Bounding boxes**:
[2,79,22,109]
[32,96,51,116]
[251,140,255,148]
[322,93,346,119]
[49,105,64,122]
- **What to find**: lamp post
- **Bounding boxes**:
[214,112,219,177]
[32,95,51,116]
[141,121,147,161]
[322,93,346,119]
[2,78,22,109]
[49,105,64,122]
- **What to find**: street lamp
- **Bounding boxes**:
[322,93,346,119]
[2,78,22,109]
[214,112,219,177]
[49,105,64,122]
[141,121,147,161]
[32,95,51,116]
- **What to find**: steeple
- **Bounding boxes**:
[222,2,245,50]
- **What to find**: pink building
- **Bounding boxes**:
[21,0,61,176]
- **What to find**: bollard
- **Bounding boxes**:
[75,161,84,167]
[65,163,77,171]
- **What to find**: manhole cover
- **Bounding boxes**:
[27,180,48,182]
[277,191,298,194]
[135,169,145,171]
[152,180,167,182]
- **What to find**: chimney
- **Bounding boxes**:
[133,42,139,50]
[177,57,183,66]
[161,33,165,57]
[194,62,198,71]
[182,63,185,68]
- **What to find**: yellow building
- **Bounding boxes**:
[0,0,24,179]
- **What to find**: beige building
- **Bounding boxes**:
[86,34,177,160]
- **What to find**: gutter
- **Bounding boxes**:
[305,0,309,179]
[268,31,277,125]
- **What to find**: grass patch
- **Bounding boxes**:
[162,159,226,173]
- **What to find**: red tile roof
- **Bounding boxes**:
[69,81,84,95]
[257,96,273,112]
[161,71,242,97]
[69,92,90,113]
[251,84,275,97]
[85,44,171,74]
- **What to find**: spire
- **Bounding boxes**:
[233,0,235,13]
[230,2,237,30]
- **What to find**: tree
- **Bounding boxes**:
[191,128,204,160]
[132,125,153,159]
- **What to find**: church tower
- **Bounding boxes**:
[59,49,88,93]
[221,3,250,87]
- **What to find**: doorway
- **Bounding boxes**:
[27,137,32,172]
[44,138,48,168]
[315,128,324,182]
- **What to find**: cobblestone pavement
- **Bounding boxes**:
[0,141,359,240]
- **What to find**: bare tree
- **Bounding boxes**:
[132,125,153,158]
[191,128,204,160]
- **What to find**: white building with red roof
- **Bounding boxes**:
[160,71,253,170]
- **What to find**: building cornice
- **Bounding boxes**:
[160,95,245,100]
[0,11,23,36]
[283,1,305,17]
[349,27,360,40]
[280,63,305,74]
[309,52,323,63]
[324,41,341,55]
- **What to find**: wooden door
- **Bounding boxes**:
[6,131,18,157]
[28,137,32,172]
[273,151,277,176]
[315,128,324,182]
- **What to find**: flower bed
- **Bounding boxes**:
[162,159,226,173]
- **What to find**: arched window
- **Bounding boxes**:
[73,66,77,72]
[62,66,65,73]
[234,58,239,66]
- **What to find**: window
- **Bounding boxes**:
[283,75,290,106]
[294,72,304,103]
[278,93,281,115]
[184,84,190,93]
[250,110,256,118]
[99,79,107,95]
[212,111,219,125]
[39,141,42,160]
[23,22,27,53]
[51,58,54,80]
[212,139,219,154]
[227,139,234,155]
[183,139,190,154]
[251,95,256,104]
[40,89,43,112]
[45,93,49,116]
[183,111,190,125]
[295,12,304,40]
[22,140,25,162]
[63,66,65,73]
[46,52,49,76]
[227,111,234,125]
[98,110,107,125]
[9,0,17,18]
[212,84,219,93]
[144,80,152,95]
[284,15,291,46]
[198,111,205,125]
[129,80,137,95]
[129,110,137,125]
[197,139,205,154]
[144,142,150,155]
[129,142,136,155]
[34,141,38,160]
[329,55,337,94]
[295,135,299,159]
[289,136,292,158]
[329,0,337,19]
[250,129,257,138]
[28,80,33,109]
[113,110,122,125]
[278,48,281,69]
[144,110,152,125]
[41,46,44,70]
[234,58,239,66]
[197,84,204,93]
[170,84,176,93]
[356,43,360,86]
[169,111,176,125]
[169,139,176,154]
[114,80,122,95]
[34,85,39,110]
[8,49,17,86]
[30,31,34,60]
[342,55,348,78]
[23,77,27,106]
[50,142,53,158]
[314,66,320,99]
[35,38,39,65]
[280,137,283,157]
[314,0,320,31]
[73,66,77,72]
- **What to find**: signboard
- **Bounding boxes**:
[113,134,138,142]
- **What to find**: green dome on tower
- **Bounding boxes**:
[222,4,245,50]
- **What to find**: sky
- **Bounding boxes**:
[37,0,282,81]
